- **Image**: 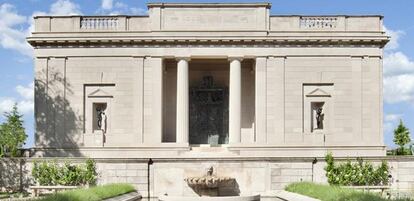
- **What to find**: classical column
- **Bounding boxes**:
[176,58,190,144]
[229,58,242,144]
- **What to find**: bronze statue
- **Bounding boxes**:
[316,107,324,129]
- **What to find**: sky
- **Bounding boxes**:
[0,0,413,148]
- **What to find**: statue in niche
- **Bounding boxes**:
[315,107,324,130]
[96,106,107,133]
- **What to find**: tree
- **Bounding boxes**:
[393,119,411,155]
[0,104,27,157]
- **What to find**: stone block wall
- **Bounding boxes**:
[96,161,148,194]
[270,162,313,190]
[2,157,414,197]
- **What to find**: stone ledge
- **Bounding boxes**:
[103,192,141,201]
[274,190,321,201]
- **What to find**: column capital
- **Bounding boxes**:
[175,57,191,62]
[228,56,244,62]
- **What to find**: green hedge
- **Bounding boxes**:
[32,159,97,186]
[325,153,389,186]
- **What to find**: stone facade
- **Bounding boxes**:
[27,2,390,198]
[28,3,388,158]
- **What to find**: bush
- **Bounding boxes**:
[32,159,97,186]
[325,153,389,186]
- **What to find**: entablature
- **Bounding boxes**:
[28,3,389,48]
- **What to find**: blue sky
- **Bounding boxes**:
[0,0,413,148]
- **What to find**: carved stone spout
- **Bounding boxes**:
[184,166,235,196]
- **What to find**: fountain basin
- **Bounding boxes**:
[185,176,234,188]
[158,195,260,201]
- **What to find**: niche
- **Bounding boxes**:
[311,102,325,132]
[93,103,107,133]
[303,84,333,134]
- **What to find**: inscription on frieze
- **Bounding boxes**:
[162,8,260,30]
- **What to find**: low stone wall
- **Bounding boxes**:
[1,157,414,198]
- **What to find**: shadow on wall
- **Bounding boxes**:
[34,68,82,157]
[0,158,31,192]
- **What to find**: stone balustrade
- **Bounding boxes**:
[81,17,119,30]
[299,17,338,29]
[33,15,383,33]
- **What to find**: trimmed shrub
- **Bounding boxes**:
[32,159,97,186]
[325,153,389,186]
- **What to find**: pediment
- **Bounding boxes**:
[306,88,331,97]
[88,88,113,98]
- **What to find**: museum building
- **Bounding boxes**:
[27,2,389,198]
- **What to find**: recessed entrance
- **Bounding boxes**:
[162,59,255,145]
[189,61,230,145]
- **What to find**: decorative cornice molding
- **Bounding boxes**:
[28,38,389,48]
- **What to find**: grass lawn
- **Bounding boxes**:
[285,182,413,201]
[33,183,136,201]
[0,192,9,199]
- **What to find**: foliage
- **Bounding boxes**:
[325,153,389,186]
[393,120,411,155]
[0,104,27,157]
[30,184,135,201]
[32,159,97,186]
[285,182,413,201]
[387,148,412,156]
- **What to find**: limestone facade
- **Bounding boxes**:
[28,3,389,158]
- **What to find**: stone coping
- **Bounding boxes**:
[158,195,260,201]
[275,190,321,201]
[103,192,141,201]
[4,155,414,162]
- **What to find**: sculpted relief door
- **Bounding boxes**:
[189,76,229,145]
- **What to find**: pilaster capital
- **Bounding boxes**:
[228,56,244,62]
[175,57,191,62]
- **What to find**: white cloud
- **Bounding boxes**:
[0,98,15,114]
[384,74,414,103]
[16,82,34,100]
[49,0,82,16]
[384,26,405,50]
[102,0,113,10]
[0,3,33,57]
[0,98,33,115]
[97,0,147,15]
[384,51,414,76]
[0,0,82,58]
[382,27,414,104]
[0,82,34,115]
[17,100,34,114]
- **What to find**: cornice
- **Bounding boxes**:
[27,37,389,48]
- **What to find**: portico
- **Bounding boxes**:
[165,57,249,146]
